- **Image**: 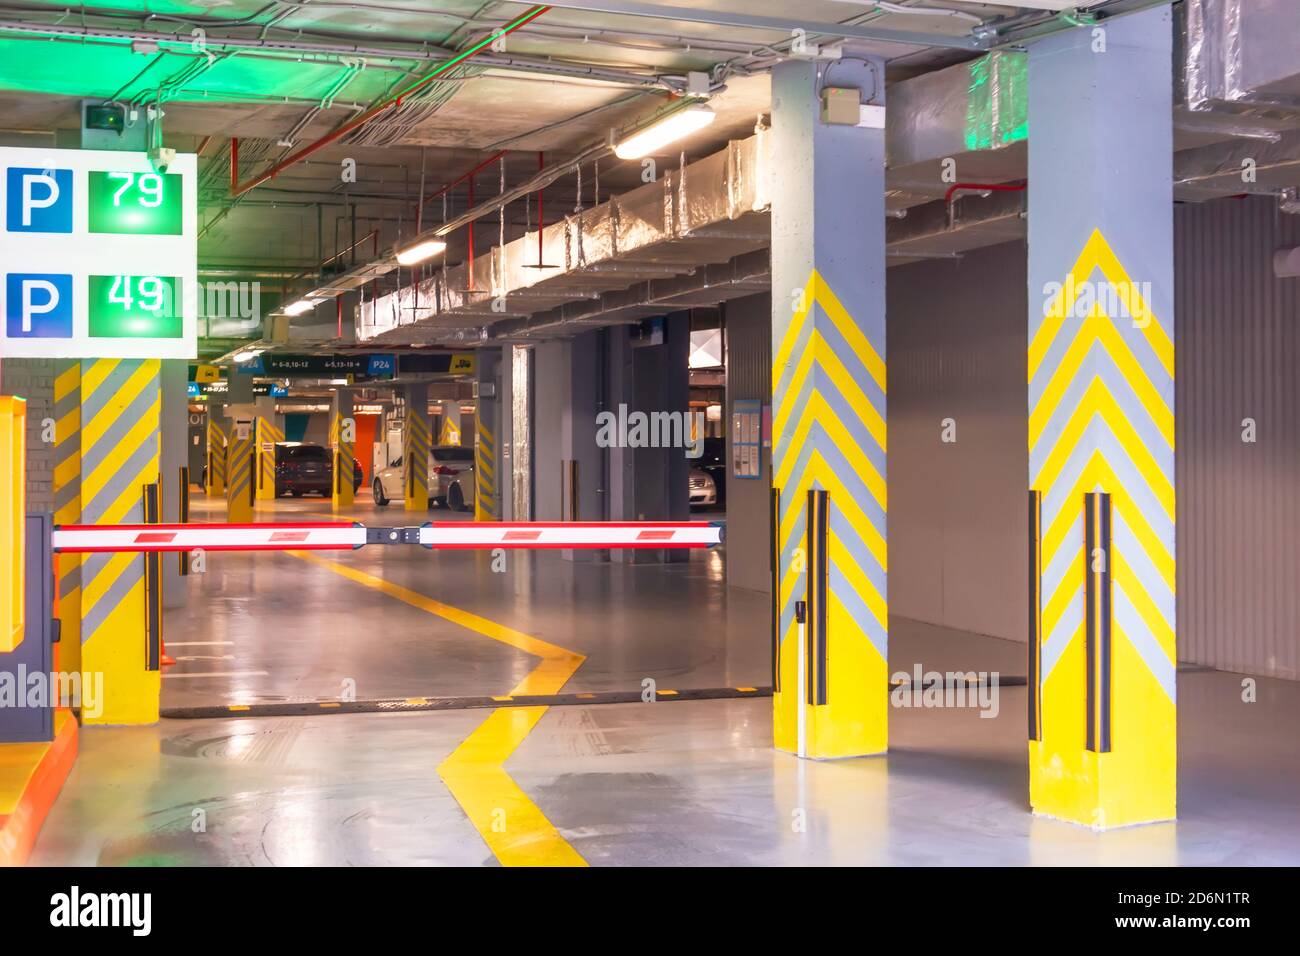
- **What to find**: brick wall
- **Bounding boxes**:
[0,358,56,511]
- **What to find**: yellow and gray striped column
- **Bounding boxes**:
[205,413,227,496]
[331,390,355,510]
[475,350,500,520]
[404,383,430,511]
[224,414,254,523]
[1027,7,1175,828]
[770,58,889,759]
[78,358,162,725]
[52,362,82,678]
[254,399,284,502]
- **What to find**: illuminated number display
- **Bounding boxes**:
[88,171,183,235]
[88,275,182,338]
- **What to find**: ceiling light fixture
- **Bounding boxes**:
[282,299,316,316]
[614,105,716,160]
[396,239,448,266]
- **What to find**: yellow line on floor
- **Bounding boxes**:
[287,550,587,867]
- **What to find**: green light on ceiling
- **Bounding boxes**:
[964,52,1029,152]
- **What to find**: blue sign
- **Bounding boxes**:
[367,354,396,379]
[5,273,72,338]
[6,167,72,233]
[270,384,288,398]
[187,381,201,397]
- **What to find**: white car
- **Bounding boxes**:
[373,445,477,511]
[689,467,717,507]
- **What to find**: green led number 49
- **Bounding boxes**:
[88,275,183,338]
[88,170,183,235]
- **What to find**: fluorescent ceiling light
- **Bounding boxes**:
[232,349,263,364]
[396,239,448,266]
[282,299,315,316]
[614,106,716,160]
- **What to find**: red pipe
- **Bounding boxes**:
[945,181,1025,205]
[229,5,549,197]
[230,137,239,194]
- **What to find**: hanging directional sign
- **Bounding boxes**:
[0,147,197,359]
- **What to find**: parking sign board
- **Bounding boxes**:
[0,147,197,359]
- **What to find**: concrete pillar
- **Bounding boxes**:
[331,389,355,510]
[438,399,462,446]
[1026,6,1176,828]
[52,361,82,679]
[474,349,502,520]
[403,382,431,511]
[160,360,188,608]
[253,394,283,502]
[77,358,162,724]
[205,399,227,497]
[224,372,254,522]
[770,57,889,759]
[534,335,603,558]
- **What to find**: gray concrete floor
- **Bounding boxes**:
[28,495,1300,865]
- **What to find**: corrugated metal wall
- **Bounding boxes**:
[724,293,773,593]
[1176,197,1300,680]
[887,241,1029,643]
[881,199,1299,680]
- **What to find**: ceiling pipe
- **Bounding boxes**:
[228,5,550,198]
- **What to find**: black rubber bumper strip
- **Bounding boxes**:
[161,676,1027,720]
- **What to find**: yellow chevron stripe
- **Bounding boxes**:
[1030,307,1174,450]
[80,551,135,617]
[1032,378,1173,520]
[1113,550,1176,658]
[774,391,886,510]
[97,451,160,528]
[778,451,887,574]
[79,358,117,400]
[81,361,156,453]
[1029,229,1173,381]
[81,395,161,507]
[772,273,815,381]
[773,331,887,456]
[829,531,888,631]
[55,365,79,401]
[813,272,887,395]
[1039,452,1175,595]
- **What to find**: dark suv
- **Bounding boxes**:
[274,442,362,498]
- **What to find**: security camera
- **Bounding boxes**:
[149,146,176,173]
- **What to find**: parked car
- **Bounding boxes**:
[275,442,362,498]
[696,436,726,507]
[372,445,477,511]
[689,466,717,508]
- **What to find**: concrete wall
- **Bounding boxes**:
[723,293,774,593]
[0,358,56,511]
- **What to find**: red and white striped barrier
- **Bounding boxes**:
[419,521,723,550]
[51,522,365,553]
[51,520,723,553]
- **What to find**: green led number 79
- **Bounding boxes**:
[89,170,183,235]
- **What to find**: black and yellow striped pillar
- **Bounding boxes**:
[224,415,254,523]
[474,350,501,520]
[52,361,82,678]
[0,395,24,654]
[254,404,284,502]
[78,358,162,725]
[205,414,227,496]
[404,383,430,512]
[331,390,355,510]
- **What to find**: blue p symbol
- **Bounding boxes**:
[6,167,73,233]
[6,273,73,337]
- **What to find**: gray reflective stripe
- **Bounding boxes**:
[81,367,159,477]
[80,554,143,642]
[81,428,157,525]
